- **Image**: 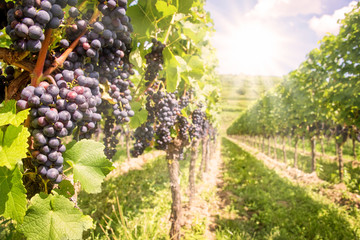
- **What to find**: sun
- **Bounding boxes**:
[212,18,285,76]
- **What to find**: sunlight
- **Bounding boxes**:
[213,18,285,76]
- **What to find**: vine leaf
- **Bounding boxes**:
[53,180,75,198]
[0,100,29,127]
[163,48,181,92]
[0,166,27,223]
[130,102,148,129]
[155,1,177,17]
[18,193,93,240]
[63,140,114,193]
[0,125,30,170]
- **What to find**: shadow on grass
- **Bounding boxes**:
[78,156,171,239]
[216,138,360,240]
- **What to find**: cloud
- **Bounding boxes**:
[248,0,323,18]
[309,1,357,37]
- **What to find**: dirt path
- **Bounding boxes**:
[106,150,165,178]
[181,141,224,240]
[227,136,360,210]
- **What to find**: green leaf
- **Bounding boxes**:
[0,166,27,223]
[0,100,30,127]
[18,193,93,240]
[127,4,154,38]
[129,48,143,70]
[53,180,75,198]
[178,0,193,14]
[182,22,206,43]
[155,1,177,17]
[130,102,148,129]
[63,140,114,193]
[0,125,30,169]
[163,48,180,92]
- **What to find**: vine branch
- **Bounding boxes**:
[0,48,34,72]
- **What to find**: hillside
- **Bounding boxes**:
[220,74,282,132]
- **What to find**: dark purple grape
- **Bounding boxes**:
[48,138,60,148]
[58,110,71,122]
[40,93,53,105]
[45,109,59,123]
[43,125,56,137]
[36,10,51,25]
[34,133,47,146]
[16,100,28,110]
[46,168,59,180]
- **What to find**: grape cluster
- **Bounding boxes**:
[6,0,75,52]
[131,123,154,157]
[177,116,189,143]
[102,116,122,159]
[150,91,180,150]
[144,39,165,86]
[189,108,206,139]
[0,66,16,102]
[17,83,69,183]
[54,68,102,139]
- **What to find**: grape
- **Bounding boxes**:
[40,93,53,105]
[36,10,51,24]
[48,138,60,148]
[47,84,60,97]
[45,109,59,123]
[38,106,50,116]
[59,39,69,48]
[16,100,28,110]
[58,110,71,122]
[69,7,79,18]
[14,23,29,38]
[34,132,47,146]
[36,154,47,164]
[46,168,59,181]
[43,125,56,137]
[28,95,41,107]
[34,86,46,96]
[37,165,48,176]
[27,39,42,52]
[51,4,64,18]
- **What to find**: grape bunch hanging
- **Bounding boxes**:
[10,0,135,183]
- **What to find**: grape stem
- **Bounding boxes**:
[6,71,30,100]
[164,13,176,44]
[43,10,100,76]
[31,29,53,87]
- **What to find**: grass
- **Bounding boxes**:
[244,138,360,193]
[216,138,360,239]
[78,147,213,239]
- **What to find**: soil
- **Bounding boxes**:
[181,141,224,240]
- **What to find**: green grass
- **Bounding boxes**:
[78,148,211,239]
[245,138,360,193]
[216,138,360,239]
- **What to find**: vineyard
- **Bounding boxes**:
[1,0,360,239]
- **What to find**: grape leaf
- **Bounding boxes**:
[0,100,30,127]
[53,180,75,198]
[182,22,205,44]
[155,1,177,17]
[127,3,154,38]
[130,102,148,129]
[63,140,114,193]
[163,48,180,92]
[18,193,93,240]
[0,166,27,223]
[0,125,30,169]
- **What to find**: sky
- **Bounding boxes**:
[205,0,358,76]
